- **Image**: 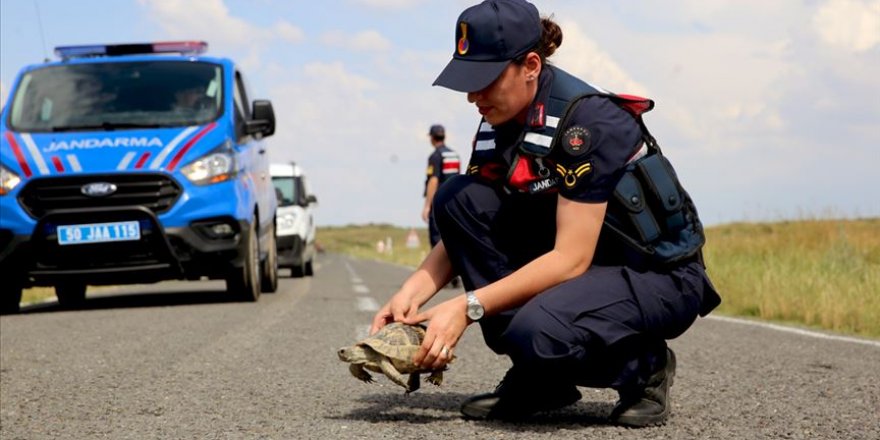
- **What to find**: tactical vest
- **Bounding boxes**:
[470,65,706,267]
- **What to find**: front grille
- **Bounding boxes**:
[18,173,182,218]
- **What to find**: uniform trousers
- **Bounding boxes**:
[433,174,716,391]
[428,209,442,248]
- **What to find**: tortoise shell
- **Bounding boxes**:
[359,322,426,364]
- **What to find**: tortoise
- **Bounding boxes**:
[337,322,452,393]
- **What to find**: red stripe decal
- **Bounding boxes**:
[134,152,151,169]
[4,131,32,178]
[51,156,65,172]
[442,161,460,171]
[166,122,216,171]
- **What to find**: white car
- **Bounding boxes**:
[270,162,317,277]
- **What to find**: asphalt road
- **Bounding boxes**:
[1,253,878,439]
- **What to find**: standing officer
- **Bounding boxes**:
[373,0,720,427]
[423,124,461,246]
[423,125,462,288]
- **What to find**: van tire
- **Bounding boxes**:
[260,224,279,293]
[290,261,305,278]
[0,283,23,314]
[56,283,87,308]
[227,222,261,302]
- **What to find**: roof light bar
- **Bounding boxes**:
[54,45,107,58]
[54,41,208,60]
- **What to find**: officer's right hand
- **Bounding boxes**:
[421,205,431,223]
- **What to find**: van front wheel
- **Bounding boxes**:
[260,224,279,293]
[0,282,23,314]
[227,222,261,302]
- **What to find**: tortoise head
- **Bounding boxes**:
[337,345,368,364]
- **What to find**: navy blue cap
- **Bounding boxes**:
[433,0,541,93]
[429,124,445,136]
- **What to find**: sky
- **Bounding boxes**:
[1,0,878,227]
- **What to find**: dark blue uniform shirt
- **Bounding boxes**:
[425,145,461,196]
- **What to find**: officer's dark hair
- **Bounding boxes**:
[514,17,563,65]
[431,134,445,142]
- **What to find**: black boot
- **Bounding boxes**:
[460,367,582,420]
[609,348,676,427]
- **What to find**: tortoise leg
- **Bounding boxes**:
[426,370,443,386]
[407,374,421,393]
[377,357,412,392]
[349,364,374,384]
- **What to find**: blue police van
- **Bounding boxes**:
[0,41,279,313]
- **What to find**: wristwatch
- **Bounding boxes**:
[466,290,484,321]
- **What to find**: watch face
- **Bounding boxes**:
[468,303,484,320]
[466,291,484,321]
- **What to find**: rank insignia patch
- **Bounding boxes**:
[562,126,591,156]
[555,162,593,188]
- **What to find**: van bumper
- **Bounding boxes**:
[0,207,253,287]
[277,234,307,266]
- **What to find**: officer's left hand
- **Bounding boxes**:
[404,295,468,370]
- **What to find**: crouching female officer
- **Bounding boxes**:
[371,0,720,427]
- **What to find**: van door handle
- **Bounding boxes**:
[259,148,267,154]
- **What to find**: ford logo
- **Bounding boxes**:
[81,182,117,197]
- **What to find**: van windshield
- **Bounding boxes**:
[272,176,300,207]
[7,61,223,132]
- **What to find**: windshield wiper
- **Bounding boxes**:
[51,122,163,132]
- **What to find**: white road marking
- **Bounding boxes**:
[343,261,358,277]
[350,277,363,284]
[707,315,880,348]
[352,284,369,294]
[356,296,379,312]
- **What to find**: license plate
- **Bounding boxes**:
[57,221,141,246]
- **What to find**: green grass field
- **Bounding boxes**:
[703,219,879,338]
[319,219,880,338]
[20,219,879,338]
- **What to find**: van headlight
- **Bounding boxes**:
[277,212,297,230]
[180,142,236,185]
[0,164,22,196]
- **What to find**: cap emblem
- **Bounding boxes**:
[457,22,470,55]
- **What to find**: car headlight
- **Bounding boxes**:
[0,164,22,196]
[180,142,237,185]
[278,212,297,230]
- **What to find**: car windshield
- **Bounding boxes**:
[7,61,223,132]
[272,176,299,207]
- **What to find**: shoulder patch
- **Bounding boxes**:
[562,125,591,156]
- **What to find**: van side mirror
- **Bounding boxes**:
[245,99,275,137]
[306,194,318,205]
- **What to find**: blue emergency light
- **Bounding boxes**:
[54,41,208,60]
